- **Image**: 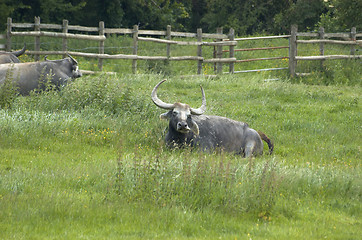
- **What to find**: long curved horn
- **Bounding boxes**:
[151,79,175,110]
[190,85,206,115]
[12,43,26,57]
[67,53,78,65]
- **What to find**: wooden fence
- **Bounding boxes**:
[5,17,235,74]
[289,25,362,76]
[3,17,362,76]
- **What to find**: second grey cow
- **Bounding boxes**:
[0,55,82,95]
[151,79,273,157]
[0,44,26,64]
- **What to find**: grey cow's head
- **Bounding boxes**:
[151,79,206,136]
[67,54,82,79]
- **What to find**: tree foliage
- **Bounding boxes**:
[318,0,362,31]
[202,0,293,35]
[0,0,360,35]
[274,0,328,34]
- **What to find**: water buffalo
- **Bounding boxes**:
[151,80,274,157]
[0,44,26,64]
[0,54,82,95]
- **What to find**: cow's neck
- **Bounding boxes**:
[166,125,195,147]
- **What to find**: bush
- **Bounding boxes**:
[292,59,361,86]
[14,74,138,115]
[0,65,19,109]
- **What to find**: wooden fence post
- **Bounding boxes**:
[216,27,223,74]
[197,28,203,75]
[228,28,235,74]
[98,21,105,71]
[62,19,68,58]
[289,25,298,77]
[166,25,171,68]
[34,16,41,61]
[213,44,216,72]
[132,25,139,74]
[6,17,12,51]
[319,27,325,68]
[350,27,356,55]
[166,25,171,58]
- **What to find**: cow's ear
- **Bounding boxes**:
[190,120,199,136]
[160,112,170,120]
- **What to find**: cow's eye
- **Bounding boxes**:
[187,115,192,120]
[172,111,178,116]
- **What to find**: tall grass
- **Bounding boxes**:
[0,64,18,109]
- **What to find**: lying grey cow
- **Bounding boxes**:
[0,54,82,95]
[0,44,26,64]
[151,80,274,157]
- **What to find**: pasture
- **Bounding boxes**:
[0,71,360,239]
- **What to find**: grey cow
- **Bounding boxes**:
[151,79,273,157]
[0,44,26,64]
[0,54,82,95]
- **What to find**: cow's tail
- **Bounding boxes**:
[257,131,274,155]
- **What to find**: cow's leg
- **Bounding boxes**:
[244,141,256,158]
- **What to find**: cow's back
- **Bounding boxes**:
[0,57,80,95]
[0,54,20,64]
[0,62,42,95]
[193,115,262,154]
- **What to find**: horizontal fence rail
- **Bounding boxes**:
[233,67,288,74]
[4,17,361,77]
[11,31,106,41]
[295,55,361,60]
[296,39,362,45]
[296,32,362,38]
[223,46,289,52]
[236,57,288,63]
[233,35,291,41]
[137,37,237,46]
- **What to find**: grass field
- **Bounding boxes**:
[0,70,361,239]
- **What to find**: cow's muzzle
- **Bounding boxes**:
[177,121,190,133]
[72,66,82,78]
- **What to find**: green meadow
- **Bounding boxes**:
[0,36,361,239]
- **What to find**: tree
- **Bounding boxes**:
[190,0,207,31]
[38,0,86,24]
[117,0,192,30]
[74,0,124,27]
[2,0,358,35]
[0,0,86,29]
[318,0,362,31]
[0,0,30,31]
[273,0,328,34]
[201,0,292,35]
